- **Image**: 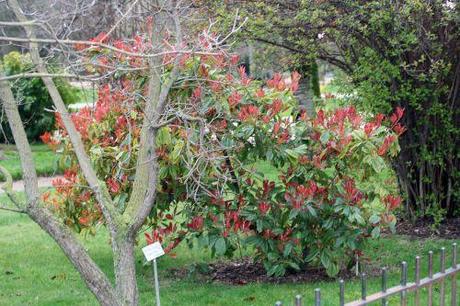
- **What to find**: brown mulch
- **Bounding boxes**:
[168,257,381,285]
[167,218,460,285]
[395,217,460,239]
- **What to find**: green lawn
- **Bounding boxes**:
[0,144,62,181]
[0,192,458,306]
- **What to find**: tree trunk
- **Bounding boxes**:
[395,98,460,219]
[310,60,321,98]
[113,236,138,306]
[28,205,121,306]
[295,68,314,117]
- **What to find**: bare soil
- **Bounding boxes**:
[395,217,460,239]
[168,257,381,285]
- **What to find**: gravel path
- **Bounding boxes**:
[0,176,62,193]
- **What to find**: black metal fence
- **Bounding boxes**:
[274,243,458,306]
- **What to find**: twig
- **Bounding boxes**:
[0,165,25,209]
[0,72,97,81]
[0,205,26,213]
[0,36,221,58]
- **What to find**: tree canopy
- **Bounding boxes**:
[206,0,460,218]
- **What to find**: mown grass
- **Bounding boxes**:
[77,88,97,104]
[0,192,459,306]
[0,144,62,181]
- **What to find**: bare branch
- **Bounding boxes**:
[0,205,26,213]
[0,36,222,58]
[102,0,141,40]
[0,20,38,26]
[0,72,96,81]
[0,164,24,209]
[8,0,121,235]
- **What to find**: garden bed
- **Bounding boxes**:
[169,257,381,285]
[396,217,460,239]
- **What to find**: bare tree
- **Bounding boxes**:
[0,0,244,304]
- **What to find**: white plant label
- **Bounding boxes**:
[142,242,165,261]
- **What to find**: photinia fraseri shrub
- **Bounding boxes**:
[188,83,405,276]
[41,31,403,277]
[40,31,280,249]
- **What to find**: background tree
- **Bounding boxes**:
[0,51,80,142]
[205,0,460,219]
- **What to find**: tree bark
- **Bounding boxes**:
[294,64,314,117]
[113,235,138,306]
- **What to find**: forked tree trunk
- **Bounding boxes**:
[2,0,185,304]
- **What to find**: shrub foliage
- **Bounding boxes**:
[1,51,80,142]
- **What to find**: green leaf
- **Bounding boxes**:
[320,251,331,269]
[236,125,254,139]
[156,127,171,146]
[245,236,261,246]
[323,219,333,229]
[354,213,365,225]
[288,262,300,271]
[256,219,264,232]
[307,205,317,218]
[320,131,330,144]
[285,149,299,159]
[365,155,386,173]
[267,264,280,277]
[305,249,319,262]
[214,238,226,256]
[221,135,234,148]
[371,226,381,238]
[292,144,308,155]
[198,235,209,248]
[266,149,274,161]
[283,243,293,257]
[369,214,381,224]
[169,141,184,164]
[288,209,299,220]
[323,167,336,178]
[115,193,128,211]
[326,262,339,277]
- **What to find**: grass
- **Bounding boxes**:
[320,83,341,94]
[77,88,97,104]
[0,144,62,181]
[68,86,97,111]
[1,193,459,305]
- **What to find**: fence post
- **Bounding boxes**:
[415,256,421,306]
[361,272,367,301]
[440,247,446,306]
[400,261,407,306]
[452,243,457,306]
[381,267,387,306]
[315,288,321,306]
[339,279,345,306]
[428,250,434,306]
[295,294,302,306]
